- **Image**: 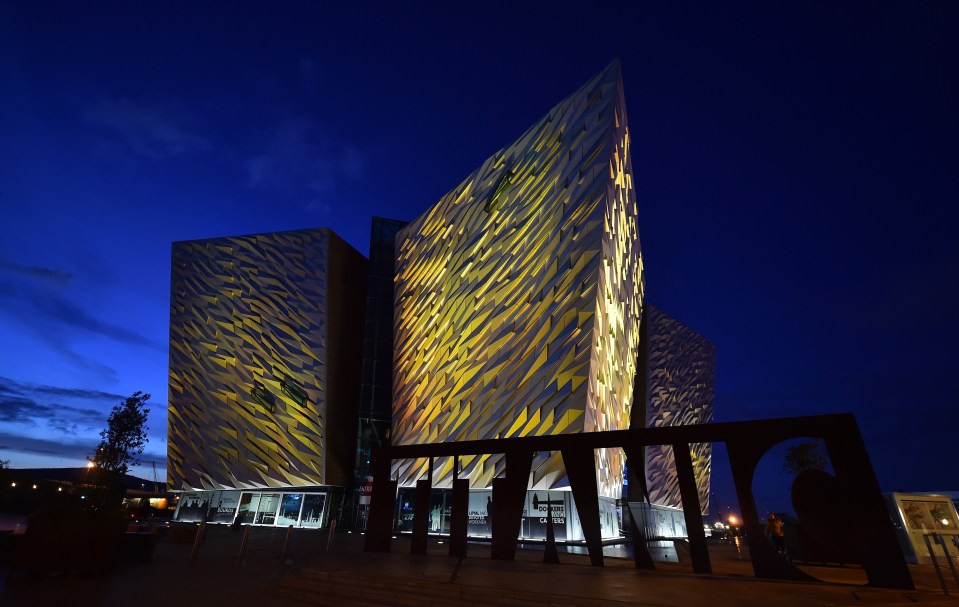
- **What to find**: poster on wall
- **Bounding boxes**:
[254,493,280,525]
[428,490,449,533]
[277,494,303,525]
[893,493,959,563]
[300,494,327,527]
[467,490,493,536]
[174,491,207,522]
[236,493,262,524]
[897,495,958,535]
[211,491,241,523]
[526,491,567,541]
[395,488,415,532]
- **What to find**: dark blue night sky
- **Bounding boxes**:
[1,1,956,515]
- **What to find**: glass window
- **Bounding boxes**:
[277,493,304,526]
[254,493,280,525]
[300,494,327,528]
[237,493,260,524]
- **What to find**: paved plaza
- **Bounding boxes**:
[1,525,957,606]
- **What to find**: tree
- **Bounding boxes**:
[89,391,150,476]
[783,440,829,476]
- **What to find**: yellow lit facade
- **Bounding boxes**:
[168,228,365,491]
[392,62,643,498]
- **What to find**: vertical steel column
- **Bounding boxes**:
[672,442,711,574]
[364,448,397,553]
[561,447,603,566]
[491,449,534,561]
[411,478,431,554]
[622,445,656,570]
[449,478,469,557]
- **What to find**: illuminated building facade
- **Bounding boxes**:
[168,228,365,526]
[165,62,714,535]
[638,305,715,512]
[392,61,644,501]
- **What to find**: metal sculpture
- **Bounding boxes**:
[365,413,913,590]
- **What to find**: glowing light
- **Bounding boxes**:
[942,519,950,526]
[727,515,738,526]
[87,461,95,469]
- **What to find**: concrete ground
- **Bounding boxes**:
[1,524,957,606]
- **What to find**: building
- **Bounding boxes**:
[168,227,366,526]
[626,305,715,542]
[390,61,643,537]
[355,218,408,481]
[165,63,714,536]
[633,305,715,512]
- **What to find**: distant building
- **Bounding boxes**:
[167,228,365,526]
[633,305,715,514]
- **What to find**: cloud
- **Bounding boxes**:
[30,383,127,402]
[0,377,120,433]
[0,279,161,351]
[246,118,365,200]
[0,431,166,470]
[0,259,72,285]
[0,431,90,458]
[31,292,158,348]
[0,378,165,471]
[53,345,120,383]
[0,395,43,424]
[48,418,80,435]
[82,96,212,160]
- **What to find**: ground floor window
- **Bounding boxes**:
[174,489,329,527]
[392,488,620,540]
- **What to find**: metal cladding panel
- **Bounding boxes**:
[392,62,644,498]
[168,228,331,491]
[643,306,716,512]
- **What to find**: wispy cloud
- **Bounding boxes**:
[82,96,212,160]
[0,431,92,458]
[47,418,80,435]
[0,377,164,470]
[0,395,44,425]
[0,279,161,351]
[0,431,167,470]
[0,379,111,428]
[29,383,128,401]
[31,291,157,348]
[246,118,365,201]
[0,259,72,285]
